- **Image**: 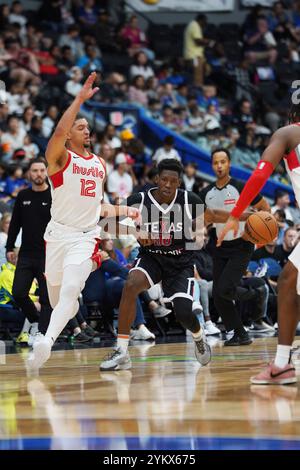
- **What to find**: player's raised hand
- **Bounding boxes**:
[78,72,99,103]
[217,216,239,247]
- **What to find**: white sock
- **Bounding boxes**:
[192,327,203,341]
[117,335,129,353]
[274,345,292,368]
[30,322,39,336]
[21,319,31,334]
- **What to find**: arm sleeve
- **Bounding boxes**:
[6,194,22,252]
[123,193,143,208]
[231,161,274,218]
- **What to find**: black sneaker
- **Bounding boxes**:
[73,332,93,343]
[224,331,252,346]
[83,325,98,337]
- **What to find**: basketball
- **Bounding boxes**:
[244,211,278,245]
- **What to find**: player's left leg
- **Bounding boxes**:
[27,259,93,370]
[163,266,211,366]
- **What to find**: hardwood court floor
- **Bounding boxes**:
[1,336,300,450]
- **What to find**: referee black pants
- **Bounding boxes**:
[12,256,52,333]
[212,238,254,332]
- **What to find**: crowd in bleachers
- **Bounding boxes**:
[2,0,300,345]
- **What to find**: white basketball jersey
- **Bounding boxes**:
[48,150,105,231]
[283,144,300,207]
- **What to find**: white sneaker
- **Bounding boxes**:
[153,305,172,318]
[130,324,155,340]
[205,321,221,336]
[100,347,132,371]
[274,322,278,330]
[26,335,53,370]
[28,331,43,347]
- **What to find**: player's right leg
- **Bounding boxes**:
[251,260,299,385]
[100,269,151,371]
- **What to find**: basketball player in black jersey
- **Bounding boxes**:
[100,159,239,371]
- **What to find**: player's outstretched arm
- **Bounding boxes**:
[217,128,287,246]
[100,203,140,221]
[45,72,99,168]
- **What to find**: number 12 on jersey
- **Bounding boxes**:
[80,179,96,197]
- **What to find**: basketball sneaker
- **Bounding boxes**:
[130,324,155,340]
[26,335,53,370]
[224,330,252,346]
[194,331,211,366]
[205,320,221,336]
[250,362,297,385]
[99,347,132,371]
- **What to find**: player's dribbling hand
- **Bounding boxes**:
[217,216,239,247]
[78,72,99,103]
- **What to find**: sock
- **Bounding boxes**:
[21,319,31,334]
[73,327,81,337]
[117,334,129,353]
[274,344,292,368]
[192,327,203,341]
[30,322,39,336]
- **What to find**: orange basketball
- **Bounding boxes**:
[244,211,278,245]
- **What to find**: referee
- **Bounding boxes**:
[200,148,270,345]
[6,157,52,342]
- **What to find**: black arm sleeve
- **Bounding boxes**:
[6,194,22,252]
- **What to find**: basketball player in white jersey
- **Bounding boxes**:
[217,103,300,385]
[27,72,139,369]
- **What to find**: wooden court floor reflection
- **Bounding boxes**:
[1,337,300,449]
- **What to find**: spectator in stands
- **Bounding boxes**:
[183,13,210,87]
[1,115,26,160]
[58,24,85,61]
[128,75,148,107]
[268,1,300,42]
[99,142,114,175]
[77,0,99,32]
[120,14,154,60]
[9,1,27,33]
[181,162,202,192]
[152,135,181,165]
[22,134,39,161]
[5,164,27,200]
[228,56,254,103]
[29,116,48,154]
[6,38,41,85]
[42,105,58,139]
[103,123,121,150]
[244,15,278,64]
[65,66,83,97]
[57,45,75,73]
[129,51,154,80]
[160,105,180,132]
[274,227,299,268]
[20,106,35,133]
[232,99,256,138]
[203,103,221,131]
[100,72,128,103]
[107,153,134,201]
[174,84,189,108]
[76,44,103,74]
[271,189,294,222]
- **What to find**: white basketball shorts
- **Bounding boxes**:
[44,219,101,286]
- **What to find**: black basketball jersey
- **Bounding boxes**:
[125,188,205,256]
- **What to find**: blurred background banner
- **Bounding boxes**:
[125,0,234,12]
[241,0,275,6]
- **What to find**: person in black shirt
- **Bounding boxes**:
[6,157,52,342]
[100,159,238,371]
[200,148,270,346]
